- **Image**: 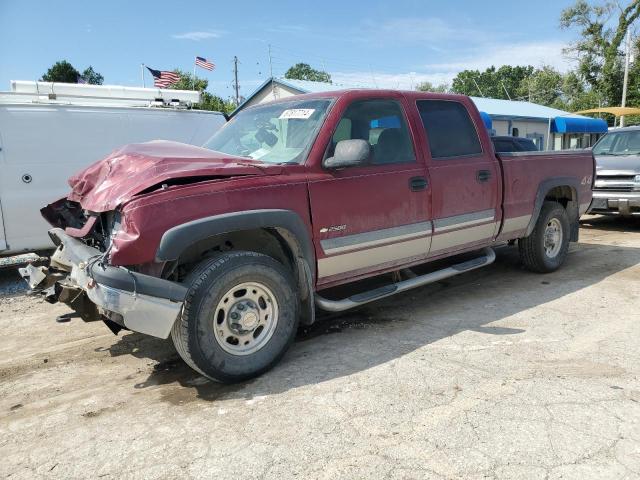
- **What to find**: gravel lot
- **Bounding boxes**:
[1,215,639,479]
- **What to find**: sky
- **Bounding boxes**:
[0,0,581,99]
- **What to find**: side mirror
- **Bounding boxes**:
[324,139,370,169]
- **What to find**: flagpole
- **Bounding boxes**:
[141,63,145,88]
[192,58,196,91]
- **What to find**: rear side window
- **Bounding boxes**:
[417,100,483,159]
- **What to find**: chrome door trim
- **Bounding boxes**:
[320,221,432,255]
[433,209,495,233]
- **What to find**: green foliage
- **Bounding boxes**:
[284,63,332,83]
[41,60,80,83]
[81,66,104,85]
[168,69,236,114]
[415,81,449,93]
[41,60,104,84]
[519,66,564,106]
[451,65,534,99]
[560,0,640,106]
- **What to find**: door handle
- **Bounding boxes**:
[476,170,491,183]
[409,176,428,191]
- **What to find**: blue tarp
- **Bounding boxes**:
[479,111,493,130]
[552,117,608,134]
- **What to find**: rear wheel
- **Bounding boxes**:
[171,251,299,383]
[519,201,570,273]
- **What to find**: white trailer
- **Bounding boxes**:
[0,81,226,256]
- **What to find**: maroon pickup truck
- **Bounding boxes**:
[21,90,595,383]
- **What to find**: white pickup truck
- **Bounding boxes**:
[0,81,225,257]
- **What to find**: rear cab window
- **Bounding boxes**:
[416,100,483,159]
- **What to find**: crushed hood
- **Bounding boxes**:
[67,140,281,212]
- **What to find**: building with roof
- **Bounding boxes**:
[234,77,608,151]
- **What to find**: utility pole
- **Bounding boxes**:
[621,29,632,127]
[233,56,240,106]
[268,44,276,99]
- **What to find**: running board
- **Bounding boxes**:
[315,247,496,312]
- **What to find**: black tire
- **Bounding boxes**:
[171,251,299,383]
[518,201,570,273]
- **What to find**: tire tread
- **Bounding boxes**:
[171,251,296,382]
[518,201,569,273]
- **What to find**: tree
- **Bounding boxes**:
[284,63,331,83]
[168,69,236,114]
[81,66,103,85]
[416,81,449,93]
[518,65,564,106]
[41,60,104,84]
[451,65,535,99]
[41,60,79,83]
[561,0,640,106]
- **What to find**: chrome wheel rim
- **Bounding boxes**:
[212,282,278,356]
[543,218,563,258]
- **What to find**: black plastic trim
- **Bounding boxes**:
[48,228,187,303]
[90,264,187,302]
[350,285,397,303]
[525,177,580,237]
[155,209,315,276]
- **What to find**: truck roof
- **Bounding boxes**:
[607,125,640,132]
[246,88,471,107]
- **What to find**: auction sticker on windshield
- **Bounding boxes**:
[279,109,315,120]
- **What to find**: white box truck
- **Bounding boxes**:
[0,81,226,256]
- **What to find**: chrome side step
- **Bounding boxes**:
[315,247,496,312]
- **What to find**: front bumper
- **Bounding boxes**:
[589,191,640,216]
[20,228,187,339]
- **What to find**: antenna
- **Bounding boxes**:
[472,78,485,97]
[501,81,511,100]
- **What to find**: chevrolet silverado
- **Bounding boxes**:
[21,90,595,383]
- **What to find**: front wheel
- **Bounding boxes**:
[171,251,299,383]
[518,201,570,273]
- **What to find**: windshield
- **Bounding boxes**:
[593,130,640,156]
[203,99,332,164]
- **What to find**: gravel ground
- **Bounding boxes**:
[0,268,28,297]
[1,215,639,479]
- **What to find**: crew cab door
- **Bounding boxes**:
[308,97,431,286]
[416,99,500,256]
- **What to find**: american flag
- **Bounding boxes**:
[195,56,215,71]
[146,66,181,88]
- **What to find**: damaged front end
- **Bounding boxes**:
[20,225,187,339]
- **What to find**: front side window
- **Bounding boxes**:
[417,100,483,159]
[327,99,416,165]
[203,99,332,164]
[593,130,640,156]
